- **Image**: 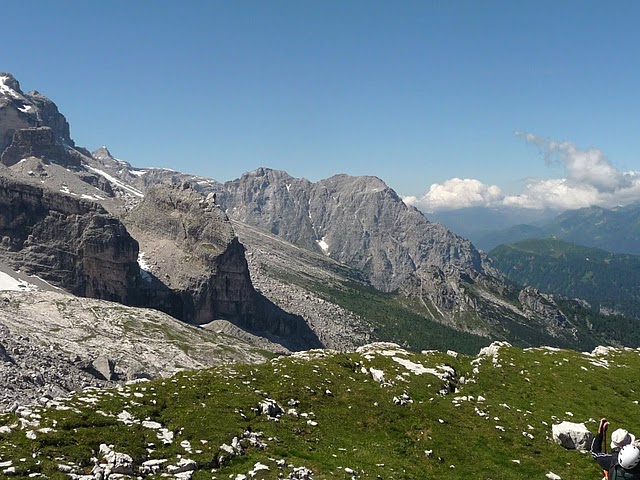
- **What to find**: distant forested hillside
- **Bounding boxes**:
[489,238,640,320]
[476,203,640,253]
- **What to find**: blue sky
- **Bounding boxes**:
[3,1,640,211]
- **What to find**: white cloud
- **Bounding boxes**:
[404,178,503,212]
[502,179,601,210]
[518,132,625,192]
[408,134,640,212]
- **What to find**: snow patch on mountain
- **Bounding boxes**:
[316,237,329,254]
[138,252,153,282]
[0,75,22,99]
[87,166,144,198]
[0,271,36,292]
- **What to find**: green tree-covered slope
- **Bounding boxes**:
[489,238,640,320]
[477,203,640,254]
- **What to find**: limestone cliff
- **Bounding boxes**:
[0,127,75,168]
[210,168,583,340]
[123,182,256,324]
[0,174,141,302]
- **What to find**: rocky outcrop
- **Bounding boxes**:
[124,182,255,323]
[0,288,273,410]
[518,287,570,330]
[124,182,322,350]
[77,171,115,196]
[0,174,141,303]
[25,89,74,147]
[0,73,73,154]
[0,320,110,411]
[0,127,73,167]
[216,168,316,249]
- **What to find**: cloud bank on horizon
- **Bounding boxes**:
[405,133,640,212]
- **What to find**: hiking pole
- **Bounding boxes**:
[602,420,609,480]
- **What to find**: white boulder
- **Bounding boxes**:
[552,421,593,450]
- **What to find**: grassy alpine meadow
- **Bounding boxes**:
[1,343,639,479]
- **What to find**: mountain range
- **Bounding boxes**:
[2,71,640,480]
[489,238,640,338]
[456,203,640,254]
[2,71,640,399]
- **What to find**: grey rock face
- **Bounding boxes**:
[77,171,115,196]
[0,73,35,153]
[0,320,109,411]
[552,421,593,450]
[91,355,117,381]
[25,89,74,146]
[518,286,571,330]
[233,220,373,351]
[216,168,491,309]
[217,168,316,249]
[0,342,14,363]
[124,182,255,324]
[0,127,74,167]
[0,174,141,303]
[124,182,322,351]
[207,168,586,342]
[218,169,486,285]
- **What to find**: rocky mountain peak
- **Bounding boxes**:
[91,145,131,171]
[129,181,235,250]
[0,73,74,161]
[212,168,521,337]
[241,167,297,183]
[93,146,113,160]
[0,73,23,98]
[321,173,390,194]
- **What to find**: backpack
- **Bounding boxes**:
[610,464,640,480]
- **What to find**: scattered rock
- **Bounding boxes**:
[258,398,284,419]
[91,356,117,381]
[166,458,197,474]
[552,421,593,450]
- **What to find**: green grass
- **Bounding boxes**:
[1,343,638,479]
